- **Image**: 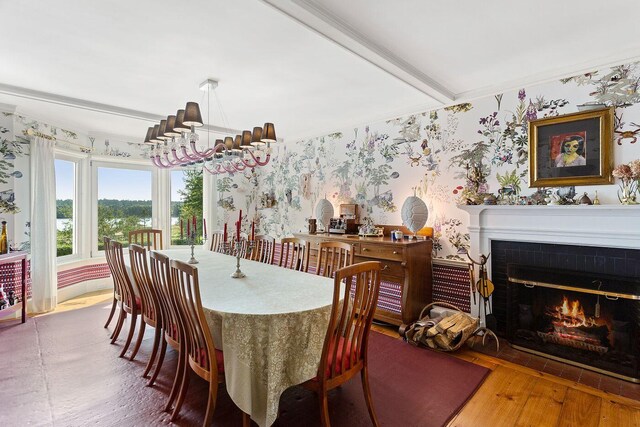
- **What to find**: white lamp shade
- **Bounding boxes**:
[315,198,334,230]
[401,196,429,234]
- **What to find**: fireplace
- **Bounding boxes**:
[506,264,640,382]
[459,204,640,381]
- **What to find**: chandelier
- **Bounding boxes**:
[143,80,276,175]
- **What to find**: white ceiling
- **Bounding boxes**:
[1,0,639,143]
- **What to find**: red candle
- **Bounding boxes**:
[251,221,255,241]
[180,218,183,239]
[203,218,207,236]
[193,215,197,233]
[223,223,227,242]
[187,219,190,237]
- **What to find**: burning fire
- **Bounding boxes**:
[541,295,612,351]
[557,296,597,328]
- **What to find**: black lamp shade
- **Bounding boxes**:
[261,123,277,143]
[182,102,203,127]
[251,126,264,146]
[233,134,242,152]
[144,127,154,144]
[157,120,169,140]
[241,130,252,147]
[164,115,180,137]
[150,125,161,143]
[173,109,190,133]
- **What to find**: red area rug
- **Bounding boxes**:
[0,302,488,426]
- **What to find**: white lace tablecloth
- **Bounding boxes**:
[157,248,335,427]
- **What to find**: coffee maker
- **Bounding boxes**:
[329,204,359,234]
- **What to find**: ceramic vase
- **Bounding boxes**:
[315,198,334,232]
[401,196,429,238]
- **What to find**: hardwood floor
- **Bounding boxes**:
[23,296,640,427]
[371,323,640,427]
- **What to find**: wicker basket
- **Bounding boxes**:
[403,302,480,352]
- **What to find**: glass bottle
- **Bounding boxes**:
[0,221,8,255]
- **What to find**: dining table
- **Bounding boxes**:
[150,248,337,427]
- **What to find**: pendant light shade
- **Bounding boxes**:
[150,125,162,143]
[144,127,154,144]
[261,123,277,143]
[251,126,263,146]
[224,137,234,151]
[164,115,180,138]
[157,119,169,140]
[233,134,243,153]
[173,109,191,133]
[241,130,252,148]
[182,102,203,127]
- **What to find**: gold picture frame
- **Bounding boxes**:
[528,107,614,187]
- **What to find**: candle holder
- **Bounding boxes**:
[227,239,254,279]
[187,231,199,264]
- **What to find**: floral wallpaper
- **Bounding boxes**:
[1,61,639,260]
[217,61,640,259]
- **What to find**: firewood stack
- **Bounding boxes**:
[414,312,476,350]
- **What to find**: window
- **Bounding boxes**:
[170,169,203,246]
[96,165,153,250]
[55,159,75,257]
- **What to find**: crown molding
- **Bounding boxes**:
[0,82,244,140]
[454,50,640,103]
[0,102,16,114]
[262,0,454,104]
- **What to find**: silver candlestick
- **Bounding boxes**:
[187,231,199,264]
[230,239,253,278]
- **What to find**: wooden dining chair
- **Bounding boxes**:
[248,234,276,264]
[170,260,225,426]
[106,240,143,359]
[103,236,120,329]
[129,244,163,369]
[315,241,354,278]
[208,230,225,253]
[147,251,186,410]
[129,228,163,250]
[302,261,382,427]
[278,237,310,272]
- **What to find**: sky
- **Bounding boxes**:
[55,159,74,200]
[55,160,186,201]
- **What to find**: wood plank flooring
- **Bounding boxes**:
[24,295,640,427]
[371,323,640,427]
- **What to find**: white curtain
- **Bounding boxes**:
[30,137,57,313]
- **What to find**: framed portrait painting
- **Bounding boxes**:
[528,107,614,187]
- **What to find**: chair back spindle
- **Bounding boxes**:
[108,241,138,313]
[278,237,310,272]
[209,231,225,253]
[316,241,354,278]
[129,244,161,327]
[129,228,163,250]
[321,261,382,380]
[249,235,275,264]
[170,260,221,383]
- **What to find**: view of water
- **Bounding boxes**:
[56,217,180,231]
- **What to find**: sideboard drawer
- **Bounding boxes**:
[359,243,404,261]
[368,259,404,281]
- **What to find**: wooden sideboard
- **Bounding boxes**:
[294,233,432,328]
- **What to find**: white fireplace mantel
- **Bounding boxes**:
[459,205,640,255]
[457,204,640,319]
